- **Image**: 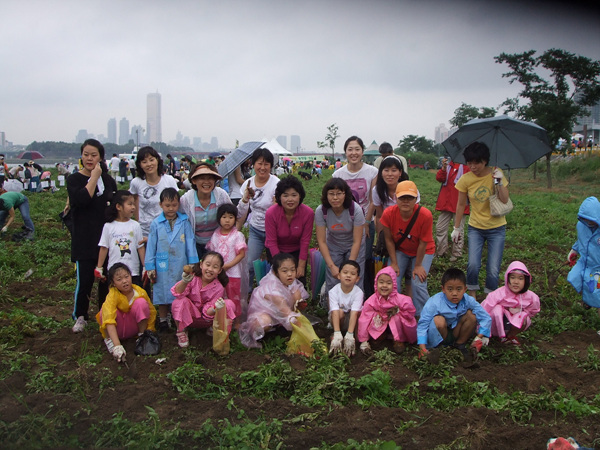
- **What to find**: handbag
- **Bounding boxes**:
[58,209,74,234]
[489,184,513,217]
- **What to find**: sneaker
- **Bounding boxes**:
[176,331,189,348]
[157,320,169,333]
[72,316,87,333]
[427,347,441,365]
[22,230,34,241]
[392,341,406,354]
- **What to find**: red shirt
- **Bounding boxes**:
[380,204,435,257]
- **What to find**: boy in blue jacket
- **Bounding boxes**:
[417,268,491,367]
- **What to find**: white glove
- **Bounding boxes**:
[360,341,372,356]
[492,168,504,181]
[568,249,578,266]
[1,226,7,233]
[112,345,126,362]
[181,271,194,283]
[329,331,343,354]
[451,227,461,244]
[215,298,226,310]
[343,332,356,357]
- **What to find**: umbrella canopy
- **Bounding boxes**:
[209,152,222,158]
[218,141,265,179]
[18,151,44,160]
[441,115,552,170]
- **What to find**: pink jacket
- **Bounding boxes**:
[481,261,540,335]
[357,266,417,343]
[171,276,225,317]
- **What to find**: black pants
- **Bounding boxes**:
[73,259,109,320]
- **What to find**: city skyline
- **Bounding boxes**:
[1,1,598,150]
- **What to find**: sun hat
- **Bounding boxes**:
[190,164,222,180]
[395,180,418,198]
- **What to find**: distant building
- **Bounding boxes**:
[0,131,5,149]
[276,135,287,149]
[107,118,117,144]
[434,123,449,144]
[193,137,202,151]
[131,125,145,146]
[147,92,162,144]
[290,135,301,153]
[574,98,600,144]
[119,118,130,145]
[76,129,90,143]
[210,137,218,150]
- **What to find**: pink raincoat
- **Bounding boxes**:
[357,266,417,343]
[481,261,540,338]
[238,270,309,348]
[171,276,236,331]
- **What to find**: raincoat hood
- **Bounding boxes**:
[504,261,531,286]
[374,266,398,298]
[577,196,600,228]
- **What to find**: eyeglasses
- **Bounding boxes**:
[327,191,345,198]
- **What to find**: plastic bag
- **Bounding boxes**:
[286,314,324,357]
[134,330,161,356]
[212,307,230,356]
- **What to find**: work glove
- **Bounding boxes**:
[112,345,126,362]
[94,267,105,280]
[471,336,488,353]
[451,227,461,244]
[144,269,156,284]
[329,331,343,354]
[568,249,578,267]
[1,226,7,233]
[492,168,504,181]
[343,332,356,357]
[181,271,194,283]
[360,341,373,356]
[215,298,226,310]
[294,299,307,311]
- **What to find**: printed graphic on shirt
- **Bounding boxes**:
[142,186,159,200]
[116,236,133,257]
[587,269,600,292]
[474,186,491,203]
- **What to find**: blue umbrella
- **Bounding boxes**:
[442,115,552,170]
[218,141,265,179]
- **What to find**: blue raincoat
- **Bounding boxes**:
[567,197,600,308]
[145,212,199,305]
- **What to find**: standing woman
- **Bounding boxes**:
[129,146,179,238]
[264,175,315,285]
[67,139,117,333]
[316,178,366,292]
[236,148,279,286]
[370,156,410,234]
[180,162,232,259]
[381,180,435,316]
[453,142,509,298]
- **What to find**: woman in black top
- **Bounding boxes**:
[67,139,117,333]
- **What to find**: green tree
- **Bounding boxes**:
[495,48,600,188]
[396,135,436,155]
[317,123,339,162]
[449,103,497,128]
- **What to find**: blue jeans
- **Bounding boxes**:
[466,225,506,293]
[395,251,434,316]
[0,196,35,233]
[247,226,266,288]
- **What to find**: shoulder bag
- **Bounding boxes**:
[489,184,513,217]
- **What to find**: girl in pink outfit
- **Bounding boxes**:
[481,261,540,345]
[171,252,237,348]
[358,266,417,355]
[238,253,309,349]
[206,204,248,318]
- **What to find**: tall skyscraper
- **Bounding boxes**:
[147,92,162,144]
[434,123,449,144]
[276,135,287,149]
[290,135,301,153]
[210,137,218,150]
[107,118,117,144]
[119,118,130,145]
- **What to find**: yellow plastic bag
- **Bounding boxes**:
[212,306,230,356]
[286,314,324,357]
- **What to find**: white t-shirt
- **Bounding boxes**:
[237,174,279,232]
[110,157,120,171]
[98,219,144,275]
[129,175,179,236]
[328,283,364,313]
[332,163,378,215]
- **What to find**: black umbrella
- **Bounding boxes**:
[17,151,44,160]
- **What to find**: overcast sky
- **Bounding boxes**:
[1,0,598,150]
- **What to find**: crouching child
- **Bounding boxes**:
[417,268,491,367]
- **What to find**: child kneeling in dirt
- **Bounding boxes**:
[171,252,237,354]
[238,252,310,349]
[417,268,491,367]
[328,260,363,357]
[566,196,600,333]
[481,261,540,345]
[358,266,417,356]
[96,263,157,363]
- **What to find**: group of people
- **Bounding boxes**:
[60,136,598,366]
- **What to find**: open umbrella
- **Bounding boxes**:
[441,115,552,170]
[18,151,44,160]
[218,141,265,179]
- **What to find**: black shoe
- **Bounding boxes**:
[157,320,170,333]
